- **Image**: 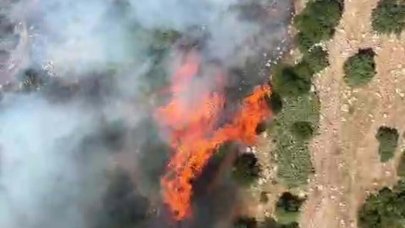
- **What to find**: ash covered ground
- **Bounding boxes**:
[0,0,293,227]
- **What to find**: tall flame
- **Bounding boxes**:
[155,50,271,220]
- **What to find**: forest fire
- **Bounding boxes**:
[155,50,272,221]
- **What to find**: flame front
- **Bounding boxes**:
[155,51,271,220]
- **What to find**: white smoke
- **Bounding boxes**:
[0,0,292,227]
[0,95,108,228]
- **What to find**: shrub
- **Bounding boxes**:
[372,0,405,35]
[275,192,305,225]
[290,121,314,140]
[376,126,399,162]
[294,0,343,51]
[296,32,317,54]
[358,184,405,228]
[232,153,261,186]
[266,92,283,114]
[344,49,376,87]
[302,46,329,74]
[260,218,299,228]
[20,68,49,92]
[234,217,257,228]
[272,65,312,97]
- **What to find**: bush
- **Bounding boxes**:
[290,121,314,140]
[296,32,317,54]
[234,217,257,228]
[397,152,405,178]
[20,68,49,92]
[302,46,329,74]
[358,184,405,228]
[259,218,299,228]
[376,126,399,162]
[344,49,376,87]
[372,0,405,35]
[272,65,312,97]
[232,153,261,187]
[294,0,343,51]
[275,192,305,225]
[266,92,283,114]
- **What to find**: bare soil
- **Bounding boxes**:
[299,0,405,227]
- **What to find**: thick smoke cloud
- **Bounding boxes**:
[0,95,108,228]
[0,0,292,227]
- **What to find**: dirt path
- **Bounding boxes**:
[300,0,405,227]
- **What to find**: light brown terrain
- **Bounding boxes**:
[245,0,405,227]
[300,0,405,227]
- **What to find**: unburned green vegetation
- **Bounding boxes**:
[272,64,312,97]
[344,49,376,87]
[376,126,399,162]
[268,92,319,187]
[275,192,305,225]
[232,153,261,187]
[294,0,343,53]
[290,121,314,141]
[233,216,299,228]
[301,46,329,74]
[268,0,341,190]
[358,180,405,228]
[372,0,405,35]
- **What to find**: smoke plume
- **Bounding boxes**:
[0,0,293,227]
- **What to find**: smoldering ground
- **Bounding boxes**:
[0,0,293,227]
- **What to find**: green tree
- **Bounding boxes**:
[260,217,299,228]
[275,192,305,225]
[359,186,405,228]
[296,32,317,54]
[344,49,376,87]
[232,153,261,187]
[376,126,399,162]
[302,46,329,74]
[372,0,405,35]
[272,65,312,97]
[294,0,343,52]
[266,92,283,114]
[290,121,314,141]
[234,217,258,228]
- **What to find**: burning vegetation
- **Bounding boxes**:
[155,50,272,220]
[0,0,295,227]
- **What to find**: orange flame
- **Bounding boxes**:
[155,51,271,220]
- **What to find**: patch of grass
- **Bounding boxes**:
[376,126,399,162]
[372,0,405,35]
[269,93,320,187]
[344,49,376,87]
